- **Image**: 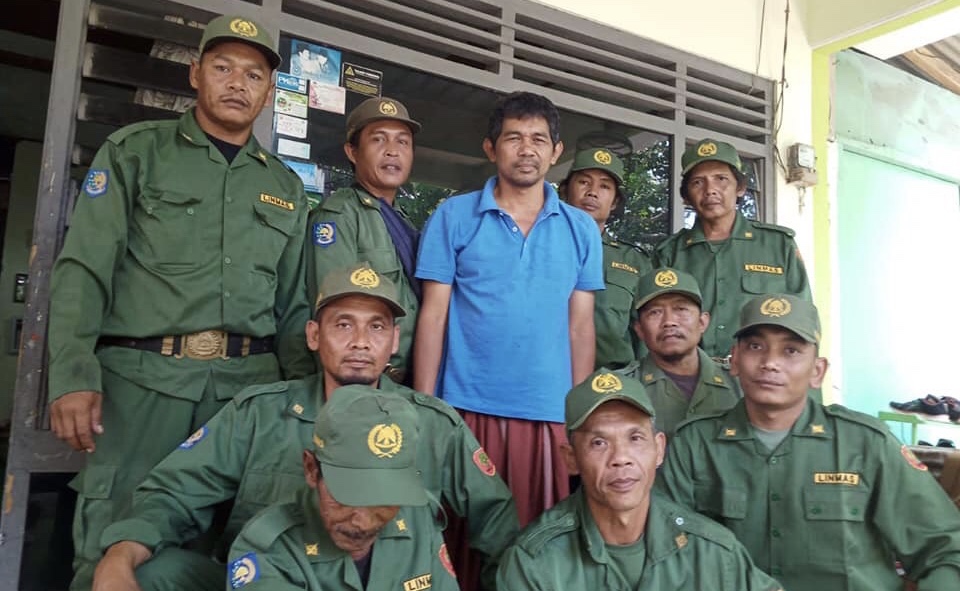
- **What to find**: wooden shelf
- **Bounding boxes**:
[878,411,960,445]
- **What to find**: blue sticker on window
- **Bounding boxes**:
[312,221,336,247]
[84,169,109,197]
[229,552,260,588]
[178,426,208,450]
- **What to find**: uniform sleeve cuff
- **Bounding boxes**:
[100,518,163,554]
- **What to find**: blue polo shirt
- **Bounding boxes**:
[416,177,604,422]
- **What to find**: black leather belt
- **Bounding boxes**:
[97,330,274,360]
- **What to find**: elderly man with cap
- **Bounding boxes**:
[560,148,652,370]
[496,368,783,590]
[306,96,422,384]
[654,139,810,360]
[624,267,740,437]
[658,294,960,590]
[47,14,313,590]
[91,265,516,591]
[226,386,459,590]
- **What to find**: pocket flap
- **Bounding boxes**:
[803,487,868,522]
[74,464,117,499]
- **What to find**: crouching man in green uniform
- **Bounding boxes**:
[623,267,740,437]
[496,369,783,591]
[47,15,314,590]
[226,386,458,591]
[92,265,516,591]
[560,148,652,369]
[658,295,960,590]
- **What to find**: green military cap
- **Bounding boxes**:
[568,148,625,185]
[345,96,422,142]
[566,369,656,431]
[200,15,282,70]
[734,294,821,344]
[314,263,406,317]
[681,138,743,175]
[313,384,428,506]
[634,267,702,311]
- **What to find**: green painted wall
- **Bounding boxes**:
[834,52,960,442]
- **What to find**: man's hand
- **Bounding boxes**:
[92,541,152,591]
[50,390,103,452]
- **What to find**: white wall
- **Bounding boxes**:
[536,0,816,276]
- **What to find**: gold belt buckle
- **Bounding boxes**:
[180,330,229,360]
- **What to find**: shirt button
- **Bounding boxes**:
[224,257,232,264]
[811,506,822,515]
[771,568,782,576]
[771,493,781,501]
[146,206,154,214]
[512,227,518,232]
[186,207,194,215]
[772,528,781,538]
[224,291,231,298]
[674,517,684,526]
[718,324,725,330]
[226,197,233,203]
[770,457,778,465]
[850,507,860,516]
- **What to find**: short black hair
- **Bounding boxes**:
[557,170,627,222]
[679,162,747,202]
[486,91,561,145]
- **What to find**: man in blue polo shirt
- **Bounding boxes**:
[413,91,603,529]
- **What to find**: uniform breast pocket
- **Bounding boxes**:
[693,482,747,522]
[134,188,204,268]
[359,247,403,283]
[252,199,299,271]
[602,268,639,315]
[237,470,305,512]
[741,270,787,294]
[803,486,869,565]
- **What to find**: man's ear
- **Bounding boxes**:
[560,439,579,476]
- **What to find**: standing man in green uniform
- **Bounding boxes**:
[226,386,458,591]
[560,148,652,369]
[496,369,782,591]
[306,97,421,383]
[658,294,960,590]
[624,267,740,436]
[654,139,810,359]
[47,15,313,590]
[92,265,516,591]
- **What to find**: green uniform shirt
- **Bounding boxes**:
[622,348,741,436]
[657,398,960,590]
[653,212,811,358]
[101,374,517,577]
[306,187,419,375]
[496,489,783,591]
[227,488,459,591]
[48,109,314,401]
[595,235,652,369]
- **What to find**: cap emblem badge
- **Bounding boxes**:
[697,142,717,157]
[368,423,403,458]
[593,149,612,165]
[378,100,398,116]
[350,268,380,289]
[229,19,258,38]
[654,270,679,288]
[591,373,623,394]
[759,297,791,318]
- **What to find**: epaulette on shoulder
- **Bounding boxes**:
[665,502,738,551]
[409,391,461,425]
[822,404,890,436]
[241,502,303,552]
[515,512,578,557]
[233,380,291,406]
[106,119,176,145]
[749,220,796,238]
[315,187,357,214]
[673,411,725,434]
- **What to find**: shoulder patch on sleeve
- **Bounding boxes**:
[177,425,208,450]
[750,220,796,238]
[311,221,336,247]
[822,404,890,436]
[83,169,109,197]
[233,379,292,406]
[228,552,260,588]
